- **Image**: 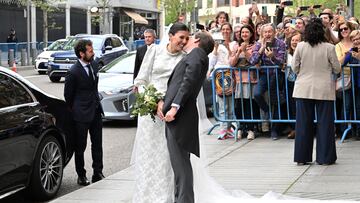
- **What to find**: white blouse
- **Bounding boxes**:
[134,44,185,94]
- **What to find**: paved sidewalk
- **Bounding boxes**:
[52,133,360,203]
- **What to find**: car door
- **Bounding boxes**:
[0,73,43,193]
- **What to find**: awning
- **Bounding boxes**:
[123,9,148,25]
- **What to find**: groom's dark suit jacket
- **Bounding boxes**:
[163,47,209,157]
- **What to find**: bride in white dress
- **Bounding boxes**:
[132,23,190,203]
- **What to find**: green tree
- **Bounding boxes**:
[161,0,196,25]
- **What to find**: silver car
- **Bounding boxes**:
[98,52,136,120]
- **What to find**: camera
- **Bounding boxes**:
[300,6,309,11]
[283,1,293,6]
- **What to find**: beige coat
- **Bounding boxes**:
[291,41,341,101]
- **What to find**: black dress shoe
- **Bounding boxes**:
[77,176,90,186]
[92,173,105,183]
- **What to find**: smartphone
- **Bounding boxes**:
[300,6,309,11]
[262,6,267,16]
[353,47,359,52]
[196,23,205,30]
[313,4,322,9]
[266,41,273,49]
[215,39,225,45]
[290,19,296,25]
[283,1,293,6]
[339,11,345,17]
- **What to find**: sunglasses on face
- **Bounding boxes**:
[340,27,349,32]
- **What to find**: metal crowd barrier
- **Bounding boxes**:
[208,65,360,143]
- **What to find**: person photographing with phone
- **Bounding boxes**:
[340,30,360,140]
[209,22,235,139]
[249,23,286,140]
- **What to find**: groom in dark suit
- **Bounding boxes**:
[64,39,104,186]
[160,31,214,203]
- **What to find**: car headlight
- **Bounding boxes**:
[48,57,54,62]
[103,86,133,95]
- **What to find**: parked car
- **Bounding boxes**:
[98,52,136,120]
[35,38,70,74]
[98,51,213,121]
[0,67,74,200]
[47,34,128,82]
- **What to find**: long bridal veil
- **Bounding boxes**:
[193,90,255,203]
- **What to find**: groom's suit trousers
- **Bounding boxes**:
[166,126,194,203]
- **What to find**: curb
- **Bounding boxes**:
[1,65,35,71]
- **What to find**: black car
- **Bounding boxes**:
[0,67,74,200]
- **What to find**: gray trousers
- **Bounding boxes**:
[166,126,194,203]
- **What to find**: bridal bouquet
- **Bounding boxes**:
[131,85,163,121]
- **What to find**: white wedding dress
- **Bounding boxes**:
[132,43,185,203]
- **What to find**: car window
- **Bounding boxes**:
[62,37,103,51]
[104,38,112,47]
[101,53,136,74]
[0,74,33,108]
[111,37,122,48]
[47,40,67,51]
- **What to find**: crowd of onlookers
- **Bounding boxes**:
[205,1,360,142]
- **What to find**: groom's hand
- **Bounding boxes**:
[157,100,165,120]
[165,107,177,122]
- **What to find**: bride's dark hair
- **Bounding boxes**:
[169,23,189,35]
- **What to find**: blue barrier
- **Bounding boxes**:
[209,65,360,143]
[123,39,161,51]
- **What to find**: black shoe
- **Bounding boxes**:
[92,173,105,183]
[77,176,90,186]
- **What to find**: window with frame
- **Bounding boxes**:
[198,0,203,8]
[217,0,229,7]
[0,74,33,108]
[207,0,213,8]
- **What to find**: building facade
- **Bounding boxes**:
[198,0,278,26]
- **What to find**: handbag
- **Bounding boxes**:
[215,69,235,97]
[335,74,351,92]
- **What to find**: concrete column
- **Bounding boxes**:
[65,4,71,37]
[109,7,113,34]
[31,3,36,50]
[87,6,91,34]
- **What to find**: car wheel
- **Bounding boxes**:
[28,136,64,201]
[49,76,61,82]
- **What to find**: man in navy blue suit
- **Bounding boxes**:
[64,39,104,186]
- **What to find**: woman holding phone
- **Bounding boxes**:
[335,21,355,137]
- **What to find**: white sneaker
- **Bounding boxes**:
[247,130,255,140]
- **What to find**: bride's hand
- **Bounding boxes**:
[157,100,165,120]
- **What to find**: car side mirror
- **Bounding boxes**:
[105,46,113,51]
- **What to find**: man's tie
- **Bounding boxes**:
[86,64,94,82]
